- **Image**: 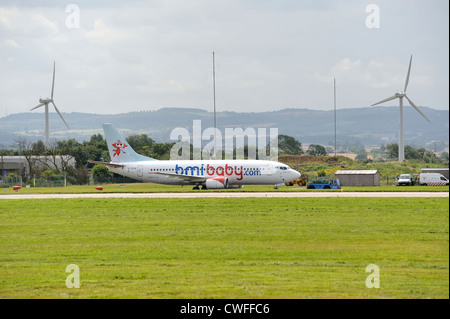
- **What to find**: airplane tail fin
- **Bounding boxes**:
[103,123,157,162]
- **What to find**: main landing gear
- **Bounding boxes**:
[193,185,207,190]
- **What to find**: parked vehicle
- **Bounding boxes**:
[419,173,449,186]
[286,176,307,186]
[307,178,341,190]
[396,174,413,186]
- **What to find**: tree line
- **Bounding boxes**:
[2,131,445,185]
[381,143,447,163]
[1,133,309,184]
[1,134,176,185]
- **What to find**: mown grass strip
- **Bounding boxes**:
[0,197,448,298]
[2,183,448,194]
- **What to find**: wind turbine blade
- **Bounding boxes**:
[51,61,56,99]
[51,102,69,129]
[404,55,412,92]
[371,95,398,106]
[405,95,431,123]
[30,103,45,111]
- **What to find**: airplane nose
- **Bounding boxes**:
[292,170,301,179]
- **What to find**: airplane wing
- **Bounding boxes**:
[88,160,125,168]
[149,171,206,183]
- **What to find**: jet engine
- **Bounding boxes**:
[205,177,229,189]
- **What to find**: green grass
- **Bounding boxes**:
[2,182,449,194]
[0,197,448,298]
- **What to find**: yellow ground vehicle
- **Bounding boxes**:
[286,176,307,186]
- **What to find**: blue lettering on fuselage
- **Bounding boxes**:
[175,164,203,176]
[175,163,250,181]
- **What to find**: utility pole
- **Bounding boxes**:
[0,151,4,180]
[212,51,217,159]
[334,78,337,158]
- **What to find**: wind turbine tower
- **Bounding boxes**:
[371,55,430,161]
[30,61,69,147]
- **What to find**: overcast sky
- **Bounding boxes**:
[0,0,448,116]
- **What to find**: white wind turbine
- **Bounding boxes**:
[30,61,69,147]
[371,55,430,162]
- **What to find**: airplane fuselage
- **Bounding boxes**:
[107,159,300,187]
[93,124,302,189]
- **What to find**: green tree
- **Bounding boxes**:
[277,134,303,155]
[57,139,84,168]
[383,143,398,159]
[306,144,327,156]
[126,134,158,158]
[83,134,109,166]
[32,140,46,155]
[383,143,442,162]
[404,145,416,159]
[92,164,113,184]
[127,134,155,150]
[151,142,175,160]
[89,133,105,143]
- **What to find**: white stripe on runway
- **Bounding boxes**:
[0,192,448,199]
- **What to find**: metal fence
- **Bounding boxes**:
[1,174,141,188]
[0,175,68,188]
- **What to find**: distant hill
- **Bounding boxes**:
[0,106,448,151]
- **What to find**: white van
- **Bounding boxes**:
[419,173,449,186]
[396,174,413,186]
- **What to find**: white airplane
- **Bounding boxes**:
[90,124,301,189]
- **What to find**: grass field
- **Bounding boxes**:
[2,182,449,194]
[0,197,448,298]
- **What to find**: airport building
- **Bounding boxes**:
[0,155,75,178]
[335,170,380,187]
